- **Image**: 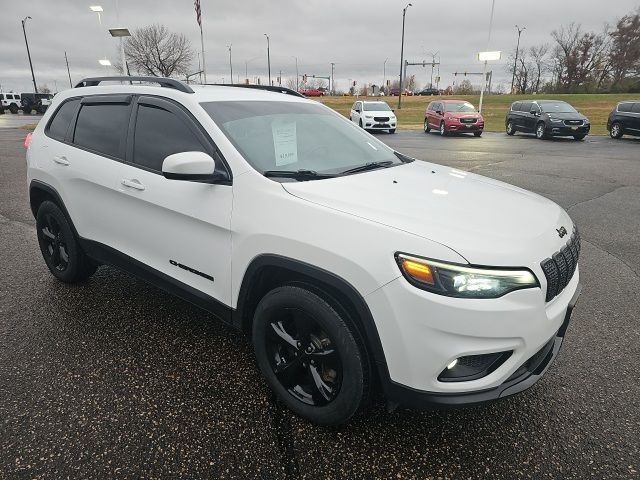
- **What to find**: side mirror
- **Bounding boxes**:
[436,110,443,115]
[530,110,539,116]
[162,151,229,183]
[355,109,361,113]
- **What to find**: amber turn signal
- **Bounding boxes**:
[400,258,435,285]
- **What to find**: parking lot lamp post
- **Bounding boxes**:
[109,28,131,76]
[383,58,388,94]
[227,44,233,84]
[510,25,526,94]
[264,34,271,86]
[291,56,299,91]
[397,3,412,109]
[21,17,38,93]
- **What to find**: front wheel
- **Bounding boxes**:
[36,201,97,283]
[535,122,547,139]
[389,128,396,134]
[506,120,516,135]
[423,118,431,133]
[573,134,586,140]
[610,122,623,139]
[252,285,370,425]
[439,121,447,136]
[474,131,482,137]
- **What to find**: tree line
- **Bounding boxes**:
[509,6,640,94]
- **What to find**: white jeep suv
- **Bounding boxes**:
[26,77,581,425]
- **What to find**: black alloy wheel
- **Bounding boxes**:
[39,212,69,272]
[253,285,369,425]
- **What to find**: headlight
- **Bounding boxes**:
[549,118,563,123]
[365,115,373,119]
[395,253,539,298]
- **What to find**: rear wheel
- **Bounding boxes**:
[573,134,586,140]
[36,201,97,283]
[506,120,516,135]
[536,122,547,139]
[423,118,431,133]
[252,285,369,425]
[610,122,623,139]
[23,107,32,115]
[9,104,18,114]
[439,121,447,136]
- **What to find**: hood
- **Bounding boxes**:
[363,110,396,117]
[282,161,572,267]
[542,111,588,121]
[447,111,482,120]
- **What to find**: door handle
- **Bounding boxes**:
[121,178,146,191]
[52,155,70,166]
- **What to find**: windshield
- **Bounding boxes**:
[539,101,577,114]
[444,102,476,113]
[201,101,400,176]
[363,102,392,112]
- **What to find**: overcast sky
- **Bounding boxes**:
[1,0,638,93]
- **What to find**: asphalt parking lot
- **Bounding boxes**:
[1,126,638,479]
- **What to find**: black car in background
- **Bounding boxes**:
[417,87,440,96]
[505,100,590,140]
[607,100,640,139]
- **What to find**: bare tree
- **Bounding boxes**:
[37,84,52,94]
[608,7,640,90]
[529,44,549,93]
[285,77,297,90]
[454,79,474,95]
[405,74,417,92]
[124,24,195,78]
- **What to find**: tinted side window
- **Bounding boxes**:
[520,102,532,113]
[47,98,80,141]
[6,94,13,100]
[0,94,4,100]
[631,103,640,113]
[531,103,540,114]
[73,103,130,158]
[133,105,205,171]
[511,102,521,112]
[618,103,633,113]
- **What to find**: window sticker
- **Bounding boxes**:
[272,120,298,166]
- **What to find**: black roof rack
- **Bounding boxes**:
[75,76,194,94]
[209,84,305,98]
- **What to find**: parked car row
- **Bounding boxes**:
[0,92,53,114]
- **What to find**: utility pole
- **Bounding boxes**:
[227,44,233,84]
[264,34,271,85]
[478,0,496,114]
[383,58,388,94]
[397,3,412,109]
[511,25,526,94]
[291,56,299,91]
[330,62,335,95]
[429,52,439,88]
[22,17,38,93]
[64,51,72,88]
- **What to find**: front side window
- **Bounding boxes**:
[618,103,633,113]
[539,101,577,114]
[133,104,205,171]
[444,102,475,113]
[511,102,521,112]
[201,101,400,176]
[73,103,130,158]
[520,102,533,113]
[47,98,80,141]
[6,94,13,100]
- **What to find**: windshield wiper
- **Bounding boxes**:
[340,160,395,175]
[263,169,336,181]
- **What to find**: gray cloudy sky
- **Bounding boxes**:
[1,0,638,93]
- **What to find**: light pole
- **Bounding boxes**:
[21,16,37,93]
[429,51,439,88]
[397,3,412,109]
[65,51,72,87]
[478,0,496,114]
[383,58,388,94]
[90,6,110,68]
[227,44,233,84]
[291,56,299,91]
[109,28,131,76]
[330,62,335,95]
[264,34,271,85]
[510,25,526,94]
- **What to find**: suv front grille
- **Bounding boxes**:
[540,228,581,302]
[460,117,477,124]
[563,119,583,126]
[374,116,390,122]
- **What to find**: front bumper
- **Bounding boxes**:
[446,121,484,132]
[546,124,590,136]
[366,266,581,407]
[364,118,397,130]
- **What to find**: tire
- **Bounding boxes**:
[36,201,97,283]
[252,285,370,425]
[359,119,363,129]
[439,121,447,136]
[389,129,396,134]
[573,134,586,140]
[535,122,547,139]
[423,118,431,133]
[610,122,623,139]
[474,131,482,137]
[9,104,18,114]
[506,120,516,135]
[23,107,32,115]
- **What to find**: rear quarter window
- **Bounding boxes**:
[46,98,81,141]
[618,103,633,113]
[511,102,521,112]
[632,103,640,113]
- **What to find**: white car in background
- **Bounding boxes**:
[350,100,397,133]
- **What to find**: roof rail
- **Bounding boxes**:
[210,83,305,98]
[75,76,194,94]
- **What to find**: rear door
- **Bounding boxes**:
[630,102,640,132]
[525,102,541,132]
[47,95,130,246]
[518,102,533,131]
[113,95,233,303]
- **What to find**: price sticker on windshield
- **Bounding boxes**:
[273,121,298,166]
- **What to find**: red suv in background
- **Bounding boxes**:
[424,99,484,137]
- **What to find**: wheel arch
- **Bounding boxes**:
[233,254,390,384]
[29,180,81,238]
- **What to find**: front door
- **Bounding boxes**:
[114,96,233,305]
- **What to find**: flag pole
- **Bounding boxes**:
[200,23,206,83]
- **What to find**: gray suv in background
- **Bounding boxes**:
[607,100,640,139]
[505,100,590,140]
